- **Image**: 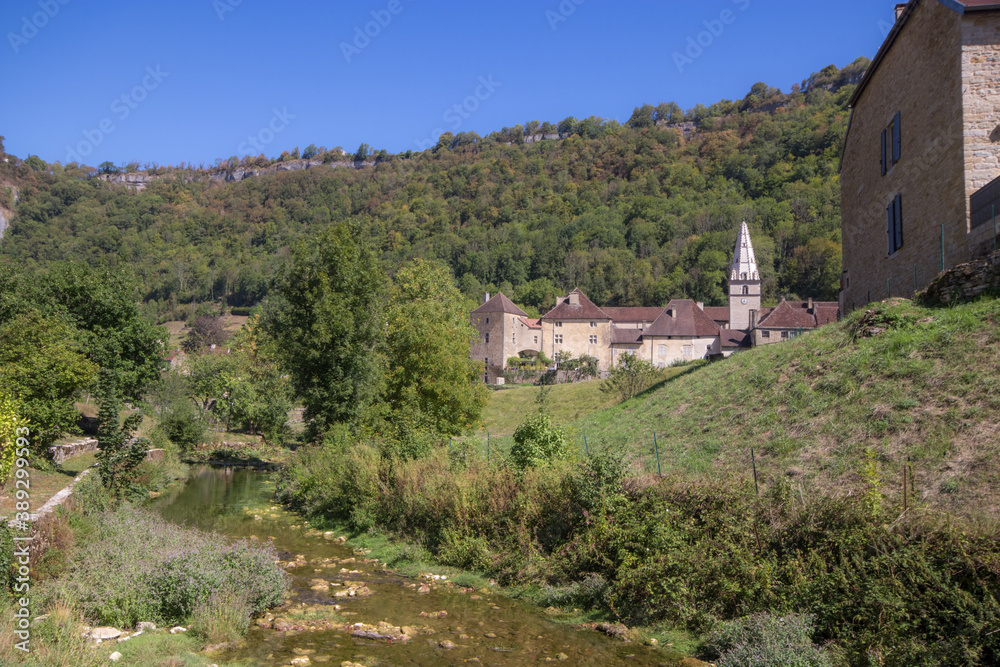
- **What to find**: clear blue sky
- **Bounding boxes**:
[0,0,894,168]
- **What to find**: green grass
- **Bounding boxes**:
[568,297,1000,516]
[480,367,693,435]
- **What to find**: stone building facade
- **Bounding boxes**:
[471,222,839,383]
[840,0,1000,314]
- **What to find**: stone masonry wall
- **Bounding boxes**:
[962,14,1000,255]
[840,0,966,313]
[919,248,1000,304]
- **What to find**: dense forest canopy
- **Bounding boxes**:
[0,59,866,317]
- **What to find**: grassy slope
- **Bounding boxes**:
[480,366,694,435]
[564,298,1000,517]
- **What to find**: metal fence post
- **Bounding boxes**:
[751,447,759,496]
[653,432,662,478]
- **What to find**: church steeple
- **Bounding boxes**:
[728,221,761,330]
[730,220,760,282]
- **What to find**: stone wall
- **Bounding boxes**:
[919,249,1000,305]
[962,13,1000,254]
[840,0,967,313]
[48,438,98,464]
[539,319,614,371]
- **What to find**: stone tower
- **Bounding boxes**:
[728,221,761,330]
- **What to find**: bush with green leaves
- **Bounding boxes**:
[600,352,661,402]
[510,412,572,470]
[700,613,831,667]
[56,505,288,628]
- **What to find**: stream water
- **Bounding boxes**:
[149,466,679,666]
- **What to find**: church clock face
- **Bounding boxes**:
[741,298,748,304]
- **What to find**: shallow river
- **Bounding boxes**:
[149,466,679,666]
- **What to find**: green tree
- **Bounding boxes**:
[353,143,370,161]
[217,315,290,441]
[0,312,98,450]
[94,369,148,498]
[510,412,571,470]
[0,393,27,486]
[373,259,488,441]
[263,222,388,435]
[600,352,660,402]
[35,263,165,402]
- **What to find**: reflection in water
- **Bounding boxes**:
[150,466,678,666]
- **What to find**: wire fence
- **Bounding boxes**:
[450,432,994,507]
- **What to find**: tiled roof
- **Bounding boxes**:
[602,307,665,324]
[702,306,730,324]
[610,327,643,344]
[541,288,611,321]
[472,292,528,317]
[720,329,751,349]
[519,316,541,329]
[643,299,720,338]
[756,300,840,330]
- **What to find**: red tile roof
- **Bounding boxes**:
[518,316,541,329]
[541,288,611,321]
[720,329,751,349]
[643,300,720,338]
[756,300,840,330]
[602,307,665,324]
[472,292,528,317]
[610,327,643,344]
[702,306,730,325]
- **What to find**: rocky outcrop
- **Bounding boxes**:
[919,249,1000,305]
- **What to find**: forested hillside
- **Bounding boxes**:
[0,60,865,317]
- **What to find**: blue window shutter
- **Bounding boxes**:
[892,112,901,163]
[894,193,903,250]
[881,128,887,175]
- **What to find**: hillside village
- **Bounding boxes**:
[472,221,839,383]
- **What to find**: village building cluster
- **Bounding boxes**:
[471,222,838,384]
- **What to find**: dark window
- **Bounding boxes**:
[892,111,901,163]
[887,193,903,255]
[781,331,788,339]
[742,285,748,295]
[881,128,887,176]
[762,330,770,339]
[485,333,490,343]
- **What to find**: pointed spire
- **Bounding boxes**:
[730,220,760,282]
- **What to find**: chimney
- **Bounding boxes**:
[696,301,704,311]
[807,297,813,312]
[484,292,490,305]
[894,3,907,21]
[669,308,676,320]
[749,309,758,330]
[568,292,580,306]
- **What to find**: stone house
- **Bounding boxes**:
[471,222,839,383]
[840,0,1000,314]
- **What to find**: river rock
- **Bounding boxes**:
[348,621,410,642]
[678,659,716,667]
[439,639,458,649]
[595,622,635,641]
[290,657,311,666]
[292,648,316,655]
[90,627,122,641]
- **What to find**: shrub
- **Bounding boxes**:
[510,412,571,470]
[700,613,831,667]
[189,589,252,644]
[600,353,660,401]
[56,505,288,628]
[157,399,206,452]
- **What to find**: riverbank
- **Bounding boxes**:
[276,439,1000,666]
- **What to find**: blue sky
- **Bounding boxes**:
[0,0,894,168]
